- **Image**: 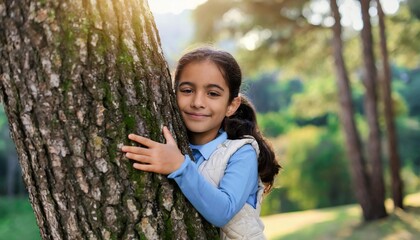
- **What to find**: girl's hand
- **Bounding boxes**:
[121,126,184,175]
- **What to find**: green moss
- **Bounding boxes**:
[129,166,145,196]
[107,142,118,162]
[185,218,196,239]
[163,216,174,239]
[60,20,77,57]
[109,234,118,240]
[119,96,135,134]
[136,224,148,239]
[138,104,160,140]
[117,52,134,66]
[117,42,135,68]
[130,77,161,141]
[101,82,113,108]
[80,18,90,35]
[62,78,72,93]
[123,115,136,132]
[38,0,47,6]
[95,30,112,57]
[57,12,81,85]
[48,9,56,19]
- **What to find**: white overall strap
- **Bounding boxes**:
[198,136,259,187]
[197,137,267,240]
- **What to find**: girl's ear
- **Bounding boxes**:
[226,96,241,117]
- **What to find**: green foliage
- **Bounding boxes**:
[257,112,293,138]
[279,125,354,210]
[289,76,338,119]
[261,187,301,215]
[243,72,303,113]
[387,5,420,67]
[0,198,40,240]
[408,0,420,19]
[396,117,420,174]
[0,106,19,196]
[400,166,420,194]
[393,67,420,117]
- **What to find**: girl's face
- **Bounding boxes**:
[176,60,240,145]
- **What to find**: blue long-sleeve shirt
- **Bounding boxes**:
[168,131,258,227]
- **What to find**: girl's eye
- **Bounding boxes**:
[179,88,193,94]
[208,91,221,97]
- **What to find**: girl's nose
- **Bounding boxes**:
[191,92,205,108]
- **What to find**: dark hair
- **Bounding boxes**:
[174,47,281,192]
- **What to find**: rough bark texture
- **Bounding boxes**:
[376,0,404,210]
[359,0,387,220]
[0,0,218,239]
[330,0,374,221]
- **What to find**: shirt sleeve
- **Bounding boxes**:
[167,144,258,227]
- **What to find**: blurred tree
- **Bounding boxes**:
[330,0,375,221]
[408,0,420,19]
[0,0,218,239]
[359,0,387,219]
[376,0,404,210]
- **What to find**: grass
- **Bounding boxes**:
[262,192,420,240]
[1,193,420,239]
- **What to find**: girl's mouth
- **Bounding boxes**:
[185,112,210,119]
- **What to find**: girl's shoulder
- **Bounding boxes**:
[222,137,259,156]
[204,137,259,167]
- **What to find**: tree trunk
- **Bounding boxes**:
[330,0,374,221]
[376,0,404,210]
[0,0,218,239]
[359,0,387,220]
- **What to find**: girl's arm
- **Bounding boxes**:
[168,144,258,227]
[121,127,258,227]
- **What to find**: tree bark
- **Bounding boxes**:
[376,0,404,210]
[0,0,218,239]
[359,0,387,220]
[330,0,374,221]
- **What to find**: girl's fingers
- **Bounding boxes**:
[121,146,149,155]
[125,152,152,163]
[128,134,156,147]
[133,163,154,172]
[162,126,176,146]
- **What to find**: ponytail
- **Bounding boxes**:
[224,96,281,193]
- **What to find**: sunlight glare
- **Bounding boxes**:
[148,0,207,14]
[381,0,399,15]
[340,0,363,31]
[240,28,272,51]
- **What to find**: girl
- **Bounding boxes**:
[122,47,280,239]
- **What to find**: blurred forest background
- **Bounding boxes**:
[1,0,420,239]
